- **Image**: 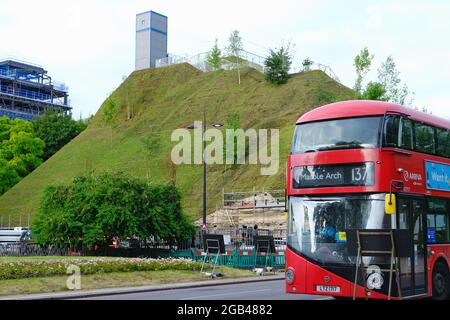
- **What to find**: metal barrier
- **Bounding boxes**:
[0,68,68,93]
[155,50,341,84]
[0,243,69,257]
[0,84,68,106]
[155,50,266,74]
[291,63,341,83]
[188,250,285,269]
[196,227,286,252]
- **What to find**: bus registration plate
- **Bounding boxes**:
[316,285,341,293]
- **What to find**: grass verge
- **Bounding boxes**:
[0,257,256,297]
[0,267,255,297]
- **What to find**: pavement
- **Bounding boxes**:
[0,274,332,301]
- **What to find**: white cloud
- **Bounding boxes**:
[366,5,382,31]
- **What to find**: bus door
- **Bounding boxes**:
[397,197,427,296]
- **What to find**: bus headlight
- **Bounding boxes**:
[286,268,295,285]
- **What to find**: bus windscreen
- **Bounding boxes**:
[292,116,382,154]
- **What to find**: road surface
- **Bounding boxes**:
[78,279,333,300]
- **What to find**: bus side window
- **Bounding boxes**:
[436,128,450,158]
[399,118,414,150]
[427,198,450,243]
[384,116,400,147]
[414,122,436,154]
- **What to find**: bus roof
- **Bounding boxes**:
[296,100,450,129]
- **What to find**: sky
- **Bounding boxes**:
[1,0,449,119]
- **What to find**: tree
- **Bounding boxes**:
[102,98,118,126]
[355,52,415,105]
[102,98,118,144]
[377,55,414,105]
[0,158,20,195]
[207,39,223,71]
[122,75,134,120]
[227,30,244,85]
[6,131,45,177]
[361,81,387,101]
[264,44,293,85]
[32,172,195,249]
[79,115,93,128]
[354,47,374,93]
[141,126,161,180]
[0,116,44,195]
[312,84,338,107]
[302,58,314,71]
[223,111,241,169]
[33,111,87,160]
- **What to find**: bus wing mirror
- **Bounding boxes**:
[385,194,396,215]
[284,188,288,213]
[385,180,403,215]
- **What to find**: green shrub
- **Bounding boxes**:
[0,258,202,280]
[264,44,293,85]
[32,172,196,249]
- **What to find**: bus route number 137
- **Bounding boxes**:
[351,166,368,183]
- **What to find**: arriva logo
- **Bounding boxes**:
[403,170,423,182]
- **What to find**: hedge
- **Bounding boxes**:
[0,258,203,280]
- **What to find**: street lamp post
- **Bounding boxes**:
[189,111,223,231]
[202,111,207,228]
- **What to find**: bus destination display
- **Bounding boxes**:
[293,162,375,188]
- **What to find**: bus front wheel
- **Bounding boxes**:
[432,261,450,300]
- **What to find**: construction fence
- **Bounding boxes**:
[196,227,286,251]
[223,189,286,210]
[0,227,287,269]
[170,249,285,270]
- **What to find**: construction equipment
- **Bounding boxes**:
[352,230,402,300]
[201,235,225,277]
[253,235,276,275]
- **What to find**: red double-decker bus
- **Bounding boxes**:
[285,100,450,300]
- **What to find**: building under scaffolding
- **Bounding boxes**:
[0,59,71,121]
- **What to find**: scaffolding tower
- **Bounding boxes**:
[0,59,71,121]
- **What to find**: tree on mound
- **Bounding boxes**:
[264,43,293,85]
[207,39,223,71]
[227,30,244,85]
[32,172,195,249]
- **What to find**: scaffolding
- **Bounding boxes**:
[0,59,71,121]
[223,189,285,210]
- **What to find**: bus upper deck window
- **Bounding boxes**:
[384,116,400,147]
[400,118,414,150]
[436,128,450,158]
[415,122,436,154]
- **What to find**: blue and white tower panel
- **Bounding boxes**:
[135,11,168,70]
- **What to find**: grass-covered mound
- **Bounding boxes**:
[0,64,354,223]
